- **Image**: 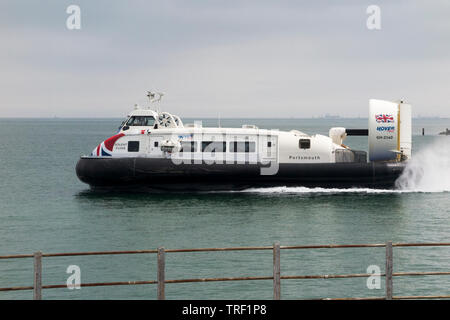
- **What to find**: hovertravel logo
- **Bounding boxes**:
[376,126,395,133]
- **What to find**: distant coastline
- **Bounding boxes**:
[0,116,449,120]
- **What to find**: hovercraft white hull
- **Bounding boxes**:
[75,94,412,192]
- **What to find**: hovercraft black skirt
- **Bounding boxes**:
[76,157,406,191]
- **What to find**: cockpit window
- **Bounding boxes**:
[126,116,156,127]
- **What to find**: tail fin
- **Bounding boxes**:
[368,99,412,162]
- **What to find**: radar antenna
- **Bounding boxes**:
[146,91,164,112]
[147,91,164,103]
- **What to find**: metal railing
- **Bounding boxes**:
[1,241,449,300]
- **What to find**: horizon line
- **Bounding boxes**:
[0,116,448,120]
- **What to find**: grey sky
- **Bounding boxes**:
[1,0,450,118]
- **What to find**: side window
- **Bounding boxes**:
[180,142,197,152]
[128,141,140,152]
[126,117,137,126]
[126,116,155,126]
[202,142,226,152]
[145,116,155,126]
[229,142,255,153]
[299,139,310,149]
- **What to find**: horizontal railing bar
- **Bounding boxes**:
[164,246,272,253]
[324,295,450,300]
[282,271,450,281]
[42,250,159,257]
[393,271,450,277]
[165,276,273,284]
[1,242,449,260]
[322,297,386,300]
[43,280,158,289]
[0,247,273,259]
[0,250,159,259]
[0,277,271,292]
[0,286,34,292]
[3,281,448,300]
[393,295,450,299]
[4,270,448,292]
[1,271,449,293]
[281,244,385,250]
[0,280,158,292]
[0,254,34,259]
[393,242,450,247]
[281,273,382,280]
[282,242,450,250]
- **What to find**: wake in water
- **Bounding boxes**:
[239,138,450,195]
[239,186,405,194]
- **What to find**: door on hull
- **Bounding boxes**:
[149,135,164,156]
[260,135,278,163]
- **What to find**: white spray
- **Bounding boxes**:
[395,137,450,192]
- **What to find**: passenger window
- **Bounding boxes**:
[229,142,255,153]
[299,139,310,149]
[180,142,197,152]
[128,141,140,152]
[202,142,226,152]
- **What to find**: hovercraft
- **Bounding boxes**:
[76,92,411,191]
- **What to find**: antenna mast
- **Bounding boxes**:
[146,91,164,112]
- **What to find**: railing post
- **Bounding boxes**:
[157,247,165,300]
[33,251,42,300]
[385,241,393,300]
[273,242,281,300]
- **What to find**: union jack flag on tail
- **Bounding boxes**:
[375,114,394,123]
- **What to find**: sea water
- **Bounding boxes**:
[0,118,449,299]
